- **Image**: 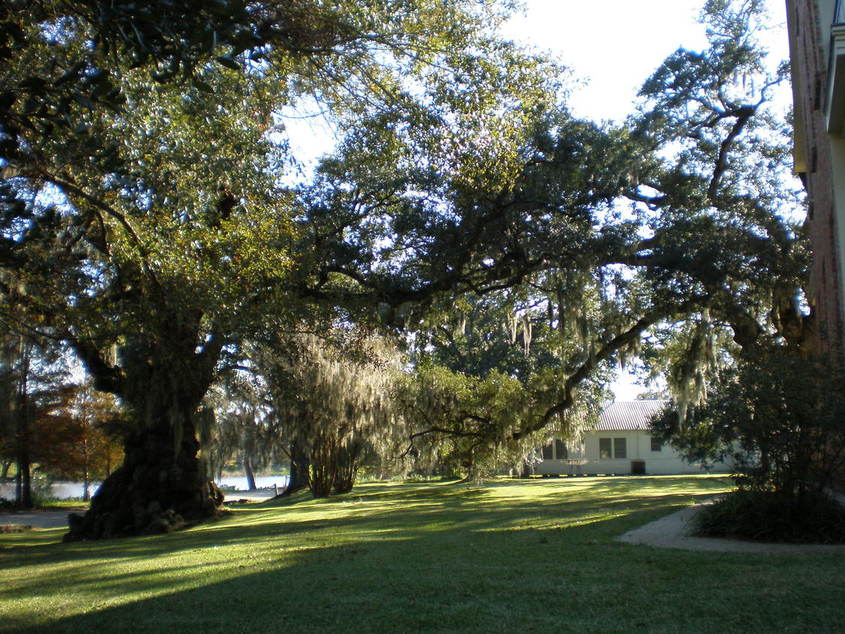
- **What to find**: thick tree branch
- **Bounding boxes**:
[512,296,707,441]
[707,104,755,199]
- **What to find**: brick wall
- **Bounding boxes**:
[786,0,844,356]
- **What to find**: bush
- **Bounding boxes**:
[655,350,845,543]
[654,351,845,498]
[694,490,845,544]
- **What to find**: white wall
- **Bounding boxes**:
[533,431,730,476]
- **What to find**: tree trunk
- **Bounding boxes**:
[307,430,336,498]
[333,443,361,494]
[244,453,257,491]
[14,342,32,510]
[14,458,31,509]
[65,405,223,541]
[82,437,91,502]
[64,312,227,540]
[0,460,10,479]
[82,469,91,503]
[278,441,309,497]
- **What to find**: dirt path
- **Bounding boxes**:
[0,492,274,531]
[0,510,72,529]
[617,502,845,554]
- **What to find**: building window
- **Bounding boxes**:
[651,436,663,452]
[613,438,627,459]
[555,439,568,460]
[542,439,569,460]
[599,437,627,459]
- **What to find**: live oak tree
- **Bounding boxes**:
[1,0,807,538]
[304,1,808,469]
[1,1,556,537]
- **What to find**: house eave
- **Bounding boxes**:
[826,24,845,135]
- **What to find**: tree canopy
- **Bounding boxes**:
[0,0,811,534]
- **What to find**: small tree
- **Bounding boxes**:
[654,351,845,497]
[0,333,71,508]
[34,384,124,501]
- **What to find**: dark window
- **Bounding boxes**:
[599,438,612,459]
[651,436,663,452]
[555,439,568,460]
[542,443,554,460]
[614,438,627,459]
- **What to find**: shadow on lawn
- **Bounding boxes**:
[3,477,736,633]
[1,476,725,570]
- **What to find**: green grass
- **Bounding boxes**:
[36,499,89,510]
[1,475,842,633]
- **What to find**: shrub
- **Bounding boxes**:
[653,351,845,498]
[654,350,845,542]
[694,490,845,543]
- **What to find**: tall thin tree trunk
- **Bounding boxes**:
[14,338,32,510]
[244,453,257,491]
[82,437,91,502]
[82,470,90,503]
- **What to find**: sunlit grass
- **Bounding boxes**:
[1,475,842,633]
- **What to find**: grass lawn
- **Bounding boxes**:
[1,475,842,633]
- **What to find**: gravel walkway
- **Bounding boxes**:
[617,501,845,554]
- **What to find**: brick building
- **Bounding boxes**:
[786,0,845,356]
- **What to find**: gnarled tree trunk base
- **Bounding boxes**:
[64,425,223,541]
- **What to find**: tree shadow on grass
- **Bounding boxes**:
[10,490,840,634]
[8,476,796,634]
[1,476,727,567]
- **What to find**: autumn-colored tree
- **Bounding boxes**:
[0,332,70,509]
[34,385,123,501]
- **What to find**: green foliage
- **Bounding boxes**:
[2,0,562,532]
[652,350,845,499]
[399,283,610,476]
[0,0,815,536]
[258,331,405,497]
[396,363,525,477]
[694,490,845,544]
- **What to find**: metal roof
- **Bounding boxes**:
[595,400,668,431]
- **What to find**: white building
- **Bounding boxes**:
[532,401,730,476]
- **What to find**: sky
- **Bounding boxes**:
[502,0,791,399]
[503,0,790,123]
